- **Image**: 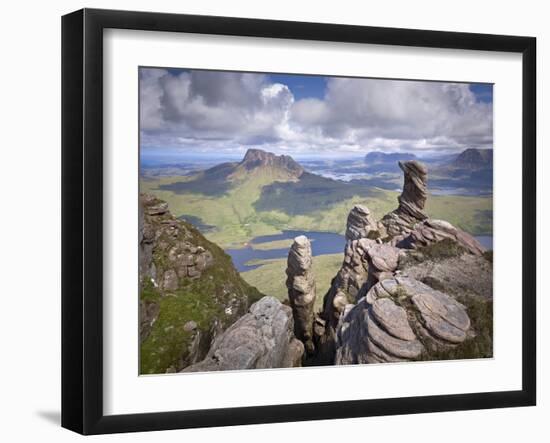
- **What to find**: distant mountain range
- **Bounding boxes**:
[451,148,493,170]
[144,147,493,248]
[365,148,492,170]
[365,151,418,164]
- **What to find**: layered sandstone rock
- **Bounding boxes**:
[286,236,316,354]
[381,161,428,237]
[182,297,304,372]
[335,276,472,364]
[391,219,486,256]
[315,205,382,361]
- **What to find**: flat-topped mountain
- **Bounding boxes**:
[451,148,493,170]
[158,148,305,197]
[239,148,304,177]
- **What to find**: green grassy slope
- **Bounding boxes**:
[141,173,493,248]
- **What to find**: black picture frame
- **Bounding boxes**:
[61,8,537,435]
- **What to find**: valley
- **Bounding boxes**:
[140,148,493,301]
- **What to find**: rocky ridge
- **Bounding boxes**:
[301,160,491,365]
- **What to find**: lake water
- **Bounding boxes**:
[226,230,493,273]
[226,230,346,272]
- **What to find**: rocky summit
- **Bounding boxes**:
[240,148,304,177]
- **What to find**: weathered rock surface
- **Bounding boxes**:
[315,205,389,361]
[345,205,383,240]
[392,219,486,256]
[399,251,493,299]
[381,161,429,237]
[286,236,316,354]
[182,297,304,372]
[359,239,403,295]
[335,276,472,364]
[139,194,215,291]
[139,300,160,343]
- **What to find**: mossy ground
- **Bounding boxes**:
[425,295,493,361]
[240,253,343,312]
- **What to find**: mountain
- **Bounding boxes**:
[365,151,417,164]
[363,151,418,174]
[451,148,493,170]
[139,194,263,374]
[238,148,304,177]
[158,148,304,196]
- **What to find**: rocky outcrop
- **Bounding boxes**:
[314,205,387,362]
[139,194,263,374]
[335,276,472,364]
[182,297,304,372]
[345,204,383,240]
[306,156,491,366]
[381,161,428,237]
[286,236,316,354]
[320,206,396,327]
[391,219,486,256]
[140,194,215,291]
[359,239,403,295]
[238,148,304,178]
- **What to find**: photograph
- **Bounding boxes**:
[138,67,494,374]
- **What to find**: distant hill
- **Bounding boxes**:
[365,151,417,164]
[363,151,418,174]
[451,148,493,170]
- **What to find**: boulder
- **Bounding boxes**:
[335,276,472,364]
[345,205,380,240]
[182,297,304,372]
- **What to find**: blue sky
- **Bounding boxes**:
[140,67,493,157]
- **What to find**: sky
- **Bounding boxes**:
[140,67,493,159]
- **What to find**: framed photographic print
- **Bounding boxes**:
[61,8,536,435]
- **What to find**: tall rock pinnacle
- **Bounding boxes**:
[382,160,429,236]
[286,235,316,354]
